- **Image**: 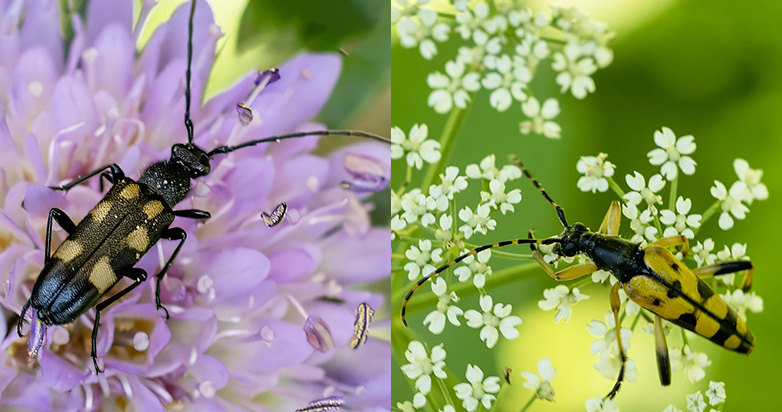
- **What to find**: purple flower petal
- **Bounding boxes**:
[85,0,133,46]
[89,24,135,100]
[20,0,63,70]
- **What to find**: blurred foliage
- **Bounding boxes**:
[392,0,781,410]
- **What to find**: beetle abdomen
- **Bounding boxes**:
[624,246,754,354]
[30,179,174,325]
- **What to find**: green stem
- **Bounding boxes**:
[436,376,455,407]
[541,36,566,45]
[630,310,643,331]
[680,327,689,347]
[421,106,470,189]
[698,200,722,230]
[520,394,537,412]
[668,175,678,211]
[606,176,626,199]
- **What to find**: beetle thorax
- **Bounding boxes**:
[138,161,192,207]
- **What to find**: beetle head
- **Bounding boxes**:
[171,143,211,178]
[554,222,588,257]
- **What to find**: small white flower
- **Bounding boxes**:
[454,2,490,40]
[423,278,464,334]
[396,9,451,60]
[710,180,749,230]
[662,406,682,412]
[482,54,531,111]
[401,188,431,225]
[458,204,497,239]
[401,341,447,396]
[586,312,633,379]
[720,289,763,321]
[453,364,500,412]
[434,213,455,244]
[647,127,697,180]
[538,285,589,323]
[480,179,522,214]
[733,158,768,204]
[392,124,442,169]
[715,242,749,286]
[623,203,658,244]
[521,357,557,401]
[464,295,522,348]
[585,397,620,412]
[413,393,426,408]
[427,60,481,113]
[576,153,615,192]
[691,239,716,267]
[426,185,449,220]
[396,400,416,412]
[465,154,522,182]
[705,381,726,406]
[686,391,706,412]
[454,249,492,288]
[552,42,597,99]
[404,240,443,280]
[624,172,665,208]
[439,166,468,199]
[671,346,711,383]
[439,406,455,412]
[520,97,561,138]
[660,197,701,239]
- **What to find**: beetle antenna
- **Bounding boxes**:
[401,237,559,326]
[207,130,390,157]
[184,0,196,144]
[508,154,569,228]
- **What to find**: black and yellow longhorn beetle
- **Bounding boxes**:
[402,155,755,399]
[16,0,388,373]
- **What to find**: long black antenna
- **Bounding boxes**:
[207,130,390,157]
[184,0,196,144]
[508,154,569,228]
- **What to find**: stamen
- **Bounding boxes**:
[340,153,389,193]
[303,315,334,352]
[295,395,343,412]
[261,202,287,227]
[27,309,47,358]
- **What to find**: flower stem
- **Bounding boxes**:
[436,377,456,407]
[668,175,678,211]
[520,394,537,412]
[606,176,625,199]
[396,165,413,196]
[421,105,470,189]
[698,200,722,229]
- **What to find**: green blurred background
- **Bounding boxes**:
[392,0,781,410]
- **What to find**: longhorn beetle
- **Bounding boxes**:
[401,155,755,399]
[16,0,389,373]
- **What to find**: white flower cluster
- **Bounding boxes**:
[710,158,768,230]
[393,1,613,138]
[663,381,727,412]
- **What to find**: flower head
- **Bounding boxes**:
[404,239,444,280]
[423,278,464,334]
[705,381,726,406]
[427,60,481,113]
[538,285,589,323]
[660,197,701,239]
[392,123,442,169]
[647,127,696,179]
[710,180,749,230]
[401,341,447,396]
[671,346,712,383]
[520,97,561,138]
[576,153,615,193]
[733,158,768,204]
[521,357,557,401]
[464,295,522,348]
[453,364,501,411]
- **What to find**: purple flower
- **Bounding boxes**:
[0,1,390,411]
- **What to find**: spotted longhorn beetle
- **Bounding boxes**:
[16,0,389,373]
[402,155,755,399]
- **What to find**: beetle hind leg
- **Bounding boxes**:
[606,283,628,400]
[154,227,188,319]
[654,315,672,386]
[91,268,147,374]
[692,260,754,291]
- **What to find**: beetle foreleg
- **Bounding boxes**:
[650,235,690,255]
[44,208,76,261]
[691,261,754,291]
[528,230,598,280]
[154,227,188,319]
[606,282,627,400]
[91,268,148,374]
[17,300,30,337]
[598,201,621,236]
[50,164,125,192]
[654,315,671,386]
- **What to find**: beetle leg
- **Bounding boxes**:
[91,268,147,374]
[173,209,211,219]
[650,235,690,255]
[654,315,671,386]
[49,164,125,192]
[44,208,76,261]
[606,282,627,400]
[691,261,754,291]
[17,300,31,337]
[528,230,598,280]
[154,227,188,319]
[598,201,621,236]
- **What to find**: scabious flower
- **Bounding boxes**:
[576,153,615,193]
[464,295,521,348]
[647,127,696,180]
[521,357,557,401]
[453,364,500,412]
[0,1,389,410]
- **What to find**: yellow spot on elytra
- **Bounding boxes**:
[724,335,741,350]
[120,184,140,200]
[54,240,82,262]
[90,201,112,223]
[736,318,748,336]
[143,200,163,220]
[694,312,720,338]
[89,256,117,293]
[126,226,149,252]
[703,295,728,320]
